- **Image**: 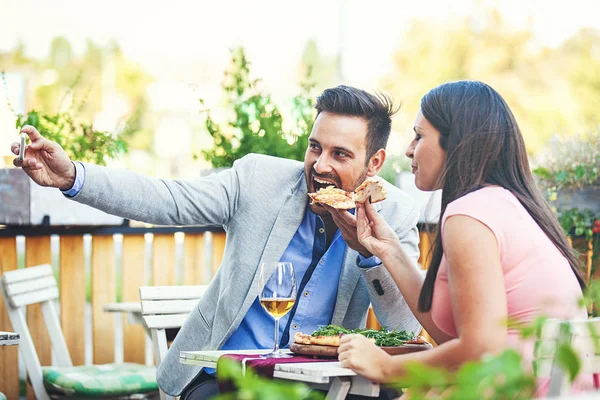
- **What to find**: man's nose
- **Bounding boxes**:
[314,154,333,174]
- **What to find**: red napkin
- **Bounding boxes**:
[216,353,336,393]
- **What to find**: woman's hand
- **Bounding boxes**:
[338,334,392,383]
[355,201,402,261]
[11,125,76,190]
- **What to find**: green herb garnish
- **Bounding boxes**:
[311,324,415,347]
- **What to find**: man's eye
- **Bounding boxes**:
[414,134,422,141]
[309,143,320,150]
[335,151,347,158]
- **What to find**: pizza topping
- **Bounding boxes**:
[294,324,421,347]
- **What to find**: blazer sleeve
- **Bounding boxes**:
[359,201,423,335]
[70,156,257,226]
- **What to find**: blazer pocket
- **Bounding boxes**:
[197,307,211,330]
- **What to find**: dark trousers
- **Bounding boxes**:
[181,371,220,400]
[181,371,402,399]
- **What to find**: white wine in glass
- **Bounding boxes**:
[258,261,296,358]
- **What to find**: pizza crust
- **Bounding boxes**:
[293,332,312,345]
[309,334,343,347]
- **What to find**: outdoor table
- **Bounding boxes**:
[103,301,147,332]
[0,331,20,346]
[103,301,153,365]
[179,349,380,399]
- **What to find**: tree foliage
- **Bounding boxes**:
[199,47,315,168]
[383,8,600,154]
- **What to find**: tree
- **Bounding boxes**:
[383,8,600,154]
[199,47,315,168]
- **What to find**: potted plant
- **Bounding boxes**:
[0,70,135,226]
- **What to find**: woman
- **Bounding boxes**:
[337,81,590,395]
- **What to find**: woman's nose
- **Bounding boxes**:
[405,143,414,158]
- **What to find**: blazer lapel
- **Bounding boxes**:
[234,174,308,323]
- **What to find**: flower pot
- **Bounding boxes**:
[556,186,600,215]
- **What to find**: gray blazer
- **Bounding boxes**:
[72,154,421,396]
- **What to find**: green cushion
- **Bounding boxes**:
[0,392,7,400]
[42,363,158,397]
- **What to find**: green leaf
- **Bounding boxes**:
[532,167,552,180]
[555,170,569,183]
[555,344,581,381]
[574,166,586,180]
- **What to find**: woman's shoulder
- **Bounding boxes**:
[447,185,517,211]
[444,186,523,229]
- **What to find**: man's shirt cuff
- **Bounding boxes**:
[356,253,382,269]
[61,162,85,198]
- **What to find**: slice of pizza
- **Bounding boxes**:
[354,176,387,204]
[308,186,356,210]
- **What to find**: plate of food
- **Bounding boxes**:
[289,325,432,358]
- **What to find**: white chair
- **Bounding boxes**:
[534,317,600,397]
[1,264,159,400]
[139,285,207,400]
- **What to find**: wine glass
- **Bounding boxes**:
[258,261,296,358]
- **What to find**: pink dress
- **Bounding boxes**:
[430,186,592,395]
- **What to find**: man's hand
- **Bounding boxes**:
[323,205,372,257]
[10,125,76,190]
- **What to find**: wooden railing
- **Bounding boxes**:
[0,225,225,399]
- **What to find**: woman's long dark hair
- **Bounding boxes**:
[417,81,586,313]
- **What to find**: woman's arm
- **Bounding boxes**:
[341,213,508,382]
[355,201,451,343]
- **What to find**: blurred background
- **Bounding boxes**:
[1,0,599,180]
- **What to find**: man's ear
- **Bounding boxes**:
[367,149,386,176]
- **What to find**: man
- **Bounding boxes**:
[12,85,421,399]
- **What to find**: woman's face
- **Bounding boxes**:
[405,110,447,191]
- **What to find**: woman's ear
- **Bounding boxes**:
[367,149,386,176]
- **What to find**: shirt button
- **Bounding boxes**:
[303,291,309,297]
[293,324,299,330]
[318,228,325,234]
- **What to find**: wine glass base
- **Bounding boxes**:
[260,350,293,358]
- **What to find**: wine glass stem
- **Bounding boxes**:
[273,318,280,353]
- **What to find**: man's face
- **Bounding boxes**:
[304,112,371,216]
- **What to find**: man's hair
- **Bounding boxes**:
[314,85,399,161]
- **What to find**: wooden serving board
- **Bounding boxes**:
[289,342,432,358]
